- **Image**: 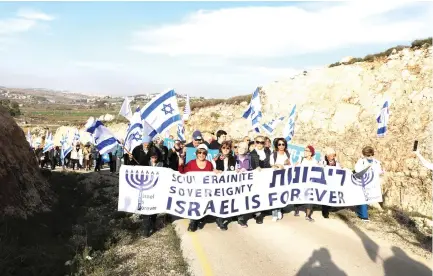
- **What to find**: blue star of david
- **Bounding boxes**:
[131,132,142,142]
[162,103,174,115]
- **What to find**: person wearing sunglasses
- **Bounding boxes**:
[235,141,253,227]
[213,141,237,230]
[270,138,291,221]
[232,142,239,156]
[178,144,215,232]
[249,136,272,224]
[184,130,210,148]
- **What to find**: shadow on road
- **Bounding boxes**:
[336,213,432,276]
[383,246,432,276]
[295,248,347,276]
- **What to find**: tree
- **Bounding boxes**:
[0,99,21,117]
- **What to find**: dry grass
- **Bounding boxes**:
[0,171,189,276]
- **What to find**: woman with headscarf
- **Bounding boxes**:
[294,145,318,222]
[354,146,384,221]
[178,144,217,232]
[270,138,291,221]
[321,147,341,218]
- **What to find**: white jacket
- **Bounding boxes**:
[70,148,82,160]
[355,157,384,175]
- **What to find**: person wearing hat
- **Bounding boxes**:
[185,130,210,148]
[178,144,221,232]
[294,145,319,222]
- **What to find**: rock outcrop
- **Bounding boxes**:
[0,106,52,218]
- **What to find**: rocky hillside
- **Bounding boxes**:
[187,45,433,216]
[0,106,53,218]
[32,44,432,216]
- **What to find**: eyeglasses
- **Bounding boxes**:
[197,151,207,155]
[256,141,265,144]
[278,143,285,146]
[195,139,203,142]
[233,146,238,149]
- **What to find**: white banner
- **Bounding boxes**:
[118,165,382,219]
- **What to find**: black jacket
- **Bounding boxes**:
[131,144,161,166]
[167,149,181,171]
[208,140,221,150]
[250,148,271,169]
[215,155,236,171]
[156,145,169,165]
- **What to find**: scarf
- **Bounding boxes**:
[256,149,266,161]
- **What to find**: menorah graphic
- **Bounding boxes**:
[125,169,159,210]
[351,168,375,201]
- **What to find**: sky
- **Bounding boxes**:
[0,1,431,98]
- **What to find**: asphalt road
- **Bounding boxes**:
[174,213,432,276]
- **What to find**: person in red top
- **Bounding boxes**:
[178,144,215,232]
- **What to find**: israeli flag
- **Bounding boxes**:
[119,96,133,121]
[183,94,191,121]
[283,105,297,142]
[60,132,72,164]
[26,129,32,148]
[242,87,262,133]
[261,116,285,135]
[43,132,54,153]
[124,109,144,153]
[377,100,390,138]
[73,129,80,145]
[140,89,182,138]
[85,119,119,155]
[177,122,185,141]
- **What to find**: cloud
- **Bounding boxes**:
[0,18,36,35]
[0,8,54,36]
[17,8,55,21]
[130,2,432,58]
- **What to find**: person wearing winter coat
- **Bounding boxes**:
[248,136,271,224]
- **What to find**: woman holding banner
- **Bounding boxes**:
[178,144,219,232]
[354,146,384,221]
[249,136,272,224]
[294,145,318,222]
[234,141,252,227]
[270,138,291,222]
[321,148,341,218]
[214,141,237,229]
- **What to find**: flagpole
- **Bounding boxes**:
[116,142,139,164]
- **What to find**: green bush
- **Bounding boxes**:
[0,99,21,116]
[411,37,432,48]
[328,37,431,68]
